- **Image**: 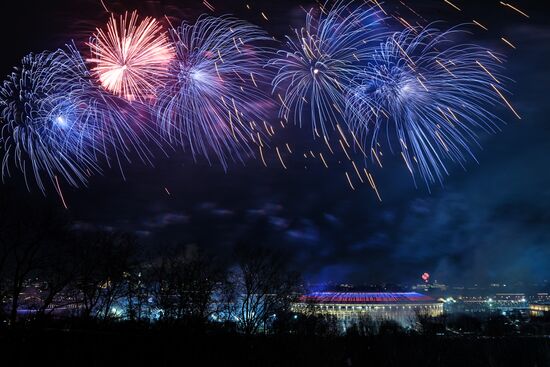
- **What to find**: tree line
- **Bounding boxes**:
[0,187,303,334]
[2,188,550,338]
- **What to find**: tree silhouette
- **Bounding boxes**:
[230,244,300,334]
[0,188,68,326]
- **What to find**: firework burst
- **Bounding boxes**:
[346,25,509,186]
[0,49,98,191]
[0,44,161,192]
[154,15,272,168]
[270,1,384,138]
[88,11,175,102]
[62,45,161,174]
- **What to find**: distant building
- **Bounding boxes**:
[293,292,443,329]
[531,293,550,303]
[444,293,529,316]
[412,281,448,292]
[445,296,490,314]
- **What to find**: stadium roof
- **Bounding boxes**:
[299,292,438,304]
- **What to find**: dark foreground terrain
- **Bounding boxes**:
[1,329,549,367]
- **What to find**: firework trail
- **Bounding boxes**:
[154,15,272,168]
[88,11,175,102]
[346,25,511,186]
[270,1,385,139]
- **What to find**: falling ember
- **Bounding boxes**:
[339,140,351,160]
[54,175,68,210]
[491,84,521,120]
[99,0,110,12]
[501,37,517,49]
[401,152,413,174]
[476,60,500,84]
[350,131,367,157]
[472,20,488,31]
[345,172,355,190]
[487,50,503,63]
[259,146,267,167]
[276,147,287,169]
[88,11,175,102]
[324,136,335,155]
[364,169,382,202]
[443,0,461,11]
[351,161,364,183]
[372,148,383,168]
[373,0,387,15]
[336,124,350,147]
[203,0,215,12]
[319,152,328,168]
[499,1,530,18]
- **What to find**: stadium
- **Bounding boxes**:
[530,302,550,317]
[293,292,443,329]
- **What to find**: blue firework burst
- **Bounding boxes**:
[270,1,385,138]
[346,25,508,186]
[0,48,99,191]
[0,44,160,192]
[155,15,272,168]
[63,45,161,172]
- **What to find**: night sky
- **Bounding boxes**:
[1,0,549,286]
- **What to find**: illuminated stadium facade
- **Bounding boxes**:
[530,302,550,317]
[293,292,443,329]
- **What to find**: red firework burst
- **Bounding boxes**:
[87,11,175,102]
